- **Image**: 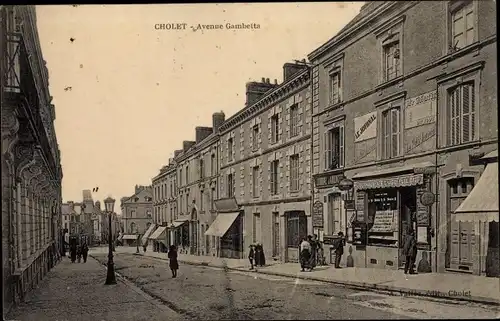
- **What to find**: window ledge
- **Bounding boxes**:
[376,156,405,167]
[439,140,483,154]
[325,101,345,112]
[375,76,404,92]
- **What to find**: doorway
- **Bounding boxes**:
[398,187,417,267]
[285,211,307,263]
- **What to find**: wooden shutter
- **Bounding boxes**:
[461,83,474,143]
[391,108,400,157]
[383,112,390,158]
[339,125,345,167]
[450,87,460,145]
[324,130,332,170]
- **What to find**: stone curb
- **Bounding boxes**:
[129,252,500,307]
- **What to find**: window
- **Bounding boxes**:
[200,190,204,211]
[186,193,189,213]
[330,71,342,104]
[383,41,401,81]
[228,138,234,161]
[252,125,259,151]
[64,222,68,229]
[211,187,215,210]
[252,166,259,197]
[253,213,261,243]
[271,115,279,144]
[382,107,401,159]
[290,104,299,137]
[179,169,183,186]
[270,160,279,195]
[146,210,152,218]
[200,159,204,179]
[290,154,300,192]
[367,189,398,246]
[449,82,476,145]
[450,1,475,50]
[170,183,173,197]
[180,195,184,213]
[227,173,234,197]
[185,166,189,184]
[272,212,280,257]
[211,154,216,176]
[324,125,345,170]
[130,210,136,218]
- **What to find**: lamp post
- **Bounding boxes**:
[136,231,140,254]
[104,196,117,285]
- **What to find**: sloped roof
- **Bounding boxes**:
[121,187,153,205]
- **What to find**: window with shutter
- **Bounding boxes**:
[252,166,259,197]
[382,107,401,159]
[290,104,299,137]
[290,155,300,191]
[324,126,344,170]
[330,72,342,104]
[228,138,234,161]
[271,115,279,144]
[383,41,401,81]
[339,125,345,168]
[448,82,476,145]
[270,160,279,195]
[450,1,475,50]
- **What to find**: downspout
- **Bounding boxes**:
[434,84,440,273]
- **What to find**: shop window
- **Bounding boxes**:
[367,189,398,247]
[286,211,307,248]
[448,82,476,145]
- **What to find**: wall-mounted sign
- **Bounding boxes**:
[404,90,437,129]
[314,173,344,188]
[312,201,324,228]
[354,111,377,142]
[420,191,435,207]
[369,210,395,233]
[405,127,436,154]
[355,191,366,222]
[355,174,424,190]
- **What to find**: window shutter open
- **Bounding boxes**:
[461,83,475,143]
[324,130,332,170]
[339,125,345,167]
[391,108,400,157]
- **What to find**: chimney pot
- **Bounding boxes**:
[274,79,278,84]
[261,77,265,82]
[266,78,270,83]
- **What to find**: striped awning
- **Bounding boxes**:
[122,234,139,240]
[149,226,167,240]
[141,224,156,244]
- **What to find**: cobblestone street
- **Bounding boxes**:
[89,252,499,320]
[6,256,178,321]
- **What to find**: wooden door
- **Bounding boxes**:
[448,178,475,272]
[272,212,280,257]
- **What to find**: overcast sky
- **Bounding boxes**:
[36,3,363,211]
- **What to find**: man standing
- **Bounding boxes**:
[334,232,345,268]
[403,226,417,278]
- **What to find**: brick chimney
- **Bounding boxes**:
[195,126,213,143]
[245,78,277,107]
[182,140,196,152]
[283,63,308,82]
[174,149,183,158]
[212,112,225,133]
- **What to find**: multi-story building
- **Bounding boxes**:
[217,65,312,262]
[120,185,153,243]
[1,5,64,313]
[174,112,225,255]
[308,0,497,275]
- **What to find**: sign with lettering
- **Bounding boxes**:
[416,183,430,226]
[355,191,366,222]
[354,112,377,142]
[405,91,437,129]
[355,174,424,190]
[314,173,344,188]
[405,126,436,154]
[370,210,396,232]
[312,201,324,228]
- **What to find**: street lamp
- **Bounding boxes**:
[104,196,117,285]
[338,176,355,237]
[136,230,140,254]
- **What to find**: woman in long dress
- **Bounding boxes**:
[168,245,179,278]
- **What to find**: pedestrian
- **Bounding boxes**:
[334,231,345,268]
[167,245,179,278]
[76,245,82,263]
[81,242,89,263]
[308,235,317,270]
[403,226,417,278]
[299,237,311,272]
[248,244,255,270]
[257,243,266,267]
[70,241,77,263]
[254,243,262,267]
[143,241,147,253]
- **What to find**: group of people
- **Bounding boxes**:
[300,232,344,272]
[248,243,266,270]
[68,242,89,263]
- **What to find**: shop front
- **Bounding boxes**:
[141,223,156,247]
[170,219,189,253]
[454,150,499,277]
[351,163,435,271]
[208,198,244,259]
[149,226,167,252]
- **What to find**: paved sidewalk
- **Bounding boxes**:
[6,255,178,321]
[100,246,500,306]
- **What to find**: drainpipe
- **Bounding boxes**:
[434,85,440,273]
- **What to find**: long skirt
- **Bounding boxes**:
[300,249,311,269]
[308,248,317,268]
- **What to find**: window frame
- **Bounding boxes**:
[329,69,342,105]
[252,165,259,198]
[271,114,279,144]
[374,15,405,85]
[252,124,259,151]
[227,173,234,198]
[447,0,478,53]
[382,40,401,82]
[289,154,300,192]
[381,106,402,159]
[324,121,345,171]
[289,104,299,138]
[227,137,234,162]
[270,160,279,196]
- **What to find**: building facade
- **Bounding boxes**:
[120,185,153,236]
[308,0,497,275]
[174,113,224,255]
[1,5,63,314]
[217,66,312,262]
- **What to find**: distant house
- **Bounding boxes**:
[120,185,154,238]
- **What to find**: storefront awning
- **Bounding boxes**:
[171,219,189,228]
[141,224,156,244]
[352,162,434,179]
[214,198,239,213]
[205,212,239,237]
[122,234,138,240]
[455,162,499,223]
[149,226,167,240]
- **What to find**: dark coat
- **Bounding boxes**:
[334,237,345,255]
[168,250,179,270]
[403,234,417,257]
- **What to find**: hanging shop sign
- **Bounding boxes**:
[312,201,324,228]
[355,174,424,190]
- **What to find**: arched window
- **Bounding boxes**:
[130,222,136,234]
